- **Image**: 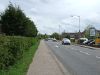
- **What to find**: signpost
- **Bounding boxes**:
[89,27,96,39]
[90,27,96,36]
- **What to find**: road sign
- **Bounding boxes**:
[90,27,96,36]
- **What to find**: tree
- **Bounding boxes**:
[0,3,38,37]
[62,32,70,39]
[37,33,49,39]
[24,18,38,37]
[51,32,60,40]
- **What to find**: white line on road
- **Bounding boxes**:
[71,48,74,50]
[80,51,90,55]
[96,56,100,59]
[55,45,59,48]
[71,48,79,50]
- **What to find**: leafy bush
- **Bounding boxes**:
[0,35,38,69]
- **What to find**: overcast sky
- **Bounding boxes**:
[0,0,100,34]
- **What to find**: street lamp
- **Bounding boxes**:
[71,15,81,38]
[59,25,61,40]
[71,15,80,32]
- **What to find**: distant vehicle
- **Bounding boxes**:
[83,40,88,44]
[45,38,53,41]
[52,38,57,42]
[88,40,95,46]
[62,38,71,45]
[79,38,88,44]
[45,38,48,41]
[79,38,88,41]
[83,39,93,45]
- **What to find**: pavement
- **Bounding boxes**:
[27,40,70,75]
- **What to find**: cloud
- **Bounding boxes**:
[0,0,100,34]
[0,4,5,11]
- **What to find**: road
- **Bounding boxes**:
[45,40,100,75]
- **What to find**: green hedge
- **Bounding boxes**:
[0,35,38,69]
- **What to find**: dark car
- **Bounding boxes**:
[83,39,93,45]
[88,40,95,46]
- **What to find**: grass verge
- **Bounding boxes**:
[0,40,40,75]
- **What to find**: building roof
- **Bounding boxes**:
[96,30,100,33]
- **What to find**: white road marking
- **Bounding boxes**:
[71,48,74,49]
[96,56,100,59]
[80,51,90,55]
[71,48,79,51]
[55,45,59,48]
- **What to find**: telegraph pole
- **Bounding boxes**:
[71,15,81,38]
[59,25,61,40]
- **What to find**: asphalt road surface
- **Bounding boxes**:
[45,40,100,75]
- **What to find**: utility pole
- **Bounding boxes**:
[71,15,81,38]
[78,16,80,38]
[78,16,80,33]
[59,25,61,40]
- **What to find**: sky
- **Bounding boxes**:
[0,0,100,34]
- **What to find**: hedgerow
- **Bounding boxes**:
[0,35,37,69]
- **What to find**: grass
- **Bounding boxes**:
[0,41,40,75]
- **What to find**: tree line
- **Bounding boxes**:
[0,3,38,37]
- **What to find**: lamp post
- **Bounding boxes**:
[78,16,80,33]
[59,25,61,40]
[71,16,80,32]
[71,15,81,38]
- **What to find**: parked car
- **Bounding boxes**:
[78,38,88,44]
[83,39,93,45]
[62,38,71,45]
[88,40,95,46]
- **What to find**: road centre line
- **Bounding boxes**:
[96,56,100,59]
[80,51,90,55]
[55,45,59,48]
[70,48,79,51]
